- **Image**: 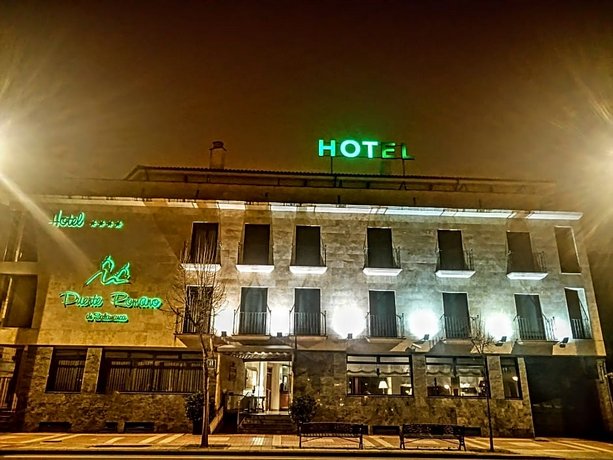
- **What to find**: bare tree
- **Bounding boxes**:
[470,317,496,452]
[166,237,225,448]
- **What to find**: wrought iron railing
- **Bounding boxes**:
[180,309,213,334]
[364,246,401,269]
[571,317,592,339]
[441,314,472,339]
[291,244,327,267]
[367,313,404,338]
[436,249,474,271]
[234,308,271,335]
[507,250,546,273]
[238,242,273,265]
[515,315,556,341]
[290,308,326,336]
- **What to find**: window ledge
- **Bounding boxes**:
[346,394,413,398]
[506,272,548,280]
[236,264,275,273]
[560,271,582,275]
[435,269,476,279]
[427,395,487,399]
[363,267,402,276]
[289,265,328,275]
[181,263,221,272]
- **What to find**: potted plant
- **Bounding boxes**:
[185,392,204,435]
[289,394,318,428]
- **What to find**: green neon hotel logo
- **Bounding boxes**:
[85,255,131,286]
[50,210,124,230]
[318,139,414,160]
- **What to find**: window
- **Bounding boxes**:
[366,228,396,268]
[507,231,538,272]
[294,288,321,335]
[426,357,486,397]
[97,350,202,394]
[442,293,471,339]
[514,294,547,340]
[2,275,37,328]
[368,291,398,337]
[347,355,412,396]
[565,288,592,339]
[46,348,87,393]
[437,230,467,270]
[293,226,323,266]
[555,227,580,273]
[188,222,219,264]
[241,224,271,265]
[238,287,268,334]
[501,357,522,399]
[182,286,214,334]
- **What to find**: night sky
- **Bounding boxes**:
[1,0,611,187]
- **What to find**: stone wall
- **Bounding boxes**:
[294,350,534,437]
[23,347,192,433]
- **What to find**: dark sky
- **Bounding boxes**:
[1,0,612,188]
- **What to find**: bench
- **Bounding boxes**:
[400,423,466,451]
[38,421,71,432]
[298,422,368,449]
[124,421,155,433]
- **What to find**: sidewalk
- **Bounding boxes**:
[0,432,612,459]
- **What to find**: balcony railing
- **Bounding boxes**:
[515,315,556,341]
[435,249,475,278]
[234,308,271,335]
[367,313,404,338]
[507,251,547,280]
[571,317,592,340]
[441,314,472,339]
[290,308,326,336]
[179,308,213,335]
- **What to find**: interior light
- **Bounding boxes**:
[378,380,389,390]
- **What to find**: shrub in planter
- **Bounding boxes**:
[289,394,318,427]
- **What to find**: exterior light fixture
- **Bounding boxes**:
[495,336,507,347]
[347,333,353,340]
[276,332,283,338]
[221,331,227,337]
[558,337,570,348]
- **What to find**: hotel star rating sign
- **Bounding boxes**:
[59,255,163,323]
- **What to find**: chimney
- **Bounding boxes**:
[209,141,226,169]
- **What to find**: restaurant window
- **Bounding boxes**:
[366,228,396,268]
[46,348,87,393]
[347,355,412,396]
[97,350,202,394]
[501,357,522,399]
[426,356,486,397]
[293,226,322,266]
[555,227,580,273]
[188,222,219,263]
[241,224,271,265]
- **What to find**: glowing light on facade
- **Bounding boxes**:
[408,310,439,339]
[332,305,366,338]
[485,313,513,341]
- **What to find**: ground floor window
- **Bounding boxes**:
[97,350,202,394]
[426,356,486,397]
[46,348,87,393]
[347,355,412,396]
[501,357,522,399]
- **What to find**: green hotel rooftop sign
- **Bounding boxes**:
[318,139,414,160]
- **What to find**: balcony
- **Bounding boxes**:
[234,308,271,335]
[571,317,592,340]
[514,315,556,341]
[289,245,327,275]
[435,249,475,278]
[290,309,326,336]
[440,314,472,340]
[507,251,548,280]
[236,243,274,273]
[181,242,221,272]
[363,247,402,276]
[366,313,404,338]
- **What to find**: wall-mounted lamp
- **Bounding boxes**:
[347,333,353,340]
[495,336,507,347]
[415,334,430,345]
[221,331,227,337]
[276,332,283,338]
[558,337,570,348]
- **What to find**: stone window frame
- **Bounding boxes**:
[346,354,413,397]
